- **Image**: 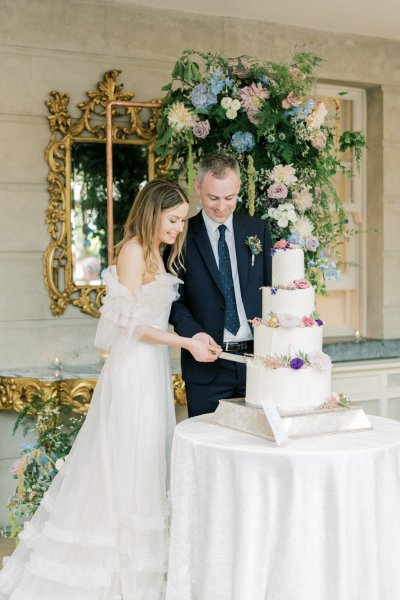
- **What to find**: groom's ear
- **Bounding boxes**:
[194,178,200,194]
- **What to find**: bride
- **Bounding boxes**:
[0,179,219,600]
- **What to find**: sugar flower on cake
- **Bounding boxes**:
[302,316,315,327]
[263,355,285,369]
[277,313,302,328]
[307,350,332,370]
[290,357,304,370]
[294,278,310,289]
[167,102,198,132]
[269,164,298,186]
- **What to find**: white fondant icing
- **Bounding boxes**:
[272,248,305,286]
[245,361,331,412]
[262,286,315,319]
[254,323,323,357]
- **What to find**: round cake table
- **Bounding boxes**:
[166,415,400,600]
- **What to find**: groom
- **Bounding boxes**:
[170,154,272,417]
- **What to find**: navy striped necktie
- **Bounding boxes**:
[218,224,240,335]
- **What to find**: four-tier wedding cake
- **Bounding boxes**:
[245,240,334,414]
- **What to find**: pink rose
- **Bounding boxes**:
[288,67,307,81]
[274,239,289,249]
[294,279,310,289]
[303,316,314,327]
[267,182,288,199]
[310,130,327,150]
[282,92,303,109]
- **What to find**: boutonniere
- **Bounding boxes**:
[245,235,263,266]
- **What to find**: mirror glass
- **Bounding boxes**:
[70,141,148,285]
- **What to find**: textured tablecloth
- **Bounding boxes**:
[166,415,400,600]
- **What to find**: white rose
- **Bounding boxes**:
[268,207,277,218]
[221,97,232,109]
[277,218,289,228]
[287,210,297,222]
[226,108,238,119]
[231,99,241,111]
[277,204,287,212]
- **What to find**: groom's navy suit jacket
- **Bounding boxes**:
[170,210,272,385]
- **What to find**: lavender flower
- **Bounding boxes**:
[270,287,278,295]
[290,358,304,370]
[305,235,319,252]
[192,120,211,139]
[191,84,217,109]
[316,319,324,327]
[270,248,277,257]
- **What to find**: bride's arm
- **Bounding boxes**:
[116,242,219,362]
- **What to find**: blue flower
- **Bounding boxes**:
[225,77,234,89]
[191,84,217,109]
[231,131,255,153]
[303,99,315,116]
[288,232,303,246]
[258,75,270,85]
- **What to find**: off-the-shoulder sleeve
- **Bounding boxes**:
[94,267,180,351]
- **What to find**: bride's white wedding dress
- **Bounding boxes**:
[0,266,180,600]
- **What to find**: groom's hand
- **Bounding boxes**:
[188,332,222,362]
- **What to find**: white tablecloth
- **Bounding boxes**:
[166,415,400,600]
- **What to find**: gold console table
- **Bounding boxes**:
[0,368,187,415]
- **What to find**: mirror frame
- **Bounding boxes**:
[44,69,170,317]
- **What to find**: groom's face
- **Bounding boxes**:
[195,169,240,224]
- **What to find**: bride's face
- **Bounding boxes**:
[157,202,189,245]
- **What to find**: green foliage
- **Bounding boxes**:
[3,394,85,538]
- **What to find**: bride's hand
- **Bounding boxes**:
[186,335,221,362]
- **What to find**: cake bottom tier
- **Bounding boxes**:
[245,361,331,413]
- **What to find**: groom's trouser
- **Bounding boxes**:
[185,356,246,417]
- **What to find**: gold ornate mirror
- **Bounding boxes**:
[44,70,169,317]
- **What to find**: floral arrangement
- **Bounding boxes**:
[252,311,323,329]
[318,392,351,409]
[254,350,332,370]
[245,235,263,266]
[2,394,84,538]
[155,49,366,293]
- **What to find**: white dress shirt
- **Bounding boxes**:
[202,210,253,343]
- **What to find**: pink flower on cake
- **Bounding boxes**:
[302,316,314,327]
[264,355,284,369]
[294,279,310,289]
[308,351,332,370]
[274,239,289,249]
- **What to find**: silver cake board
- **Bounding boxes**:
[213,398,372,442]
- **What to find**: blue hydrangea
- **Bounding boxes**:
[258,75,270,85]
[303,99,315,116]
[231,131,256,153]
[191,83,217,109]
[288,232,304,246]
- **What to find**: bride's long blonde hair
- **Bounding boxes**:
[115,179,188,275]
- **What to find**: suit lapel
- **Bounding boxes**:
[191,212,224,296]
[233,213,249,296]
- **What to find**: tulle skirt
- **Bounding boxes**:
[0,337,176,600]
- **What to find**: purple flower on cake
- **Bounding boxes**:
[294,279,310,289]
[277,313,302,328]
[308,351,332,370]
[305,235,319,252]
[270,287,278,295]
[290,358,304,370]
[192,120,211,139]
[316,319,324,327]
[270,248,276,257]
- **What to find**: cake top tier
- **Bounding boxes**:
[272,241,305,286]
